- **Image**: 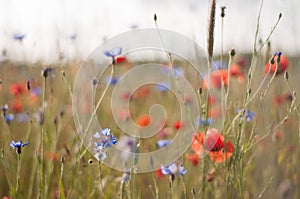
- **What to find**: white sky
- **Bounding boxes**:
[0,0,299,64]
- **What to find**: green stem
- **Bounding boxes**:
[15,153,21,199]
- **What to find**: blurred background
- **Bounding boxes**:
[0,0,299,64]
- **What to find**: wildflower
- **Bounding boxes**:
[4,113,14,124]
[132,87,150,99]
[273,93,293,107]
[212,60,226,70]
[157,139,171,148]
[173,120,184,130]
[202,70,229,89]
[156,82,169,92]
[265,52,288,75]
[155,168,164,179]
[136,115,151,127]
[191,128,234,163]
[196,118,212,126]
[116,56,127,64]
[93,128,117,161]
[161,66,184,78]
[69,34,77,40]
[161,162,187,176]
[11,99,23,113]
[10,83,26,97]
[104,47,122,59]
[104,76,119,86]
[237,109,255,122]
[121,172,130,183]
[10,140,28,154]
[16,113,29,123]
[13,34,25,42]
[185,153,199,165]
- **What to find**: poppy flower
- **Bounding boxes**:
[132,87,150,99]
[202,70,229,89]
[265,52,288,75]
[173,120,184,130]
[11,99,23,113]
[185,153,199,166]
[191,128,234,163]
[116,56,127,64]
[273,93,293,107]
[136,115,151,127]
[155,168,164,179]
[10,83,26,97]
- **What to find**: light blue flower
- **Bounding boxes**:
[161,162,187,176]
[13,34,25,41]
[104,47,122,58]
[10,140,28,154]
[237,109,256,122]
[157,139,171,148]
[93,128,117,161]
[196,118,212,126]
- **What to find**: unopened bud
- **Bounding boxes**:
[154,13,157,22]
[229,49,236,57]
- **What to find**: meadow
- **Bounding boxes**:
[1,1,300,199]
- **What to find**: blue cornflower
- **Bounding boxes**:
[156,82,169,92]
[4,113,14,124]
[10,140,28,154]
[13,34,25,41]
[93,128,117,161]
[69,34,77,40]
[161,162,187,176]
[196,118,212,126]
[212,60,227,70]
[104,76,119,86]
[104,47,122,58]
[237,109,256,122]
[30,87,42,97]
[161,66,184,78]
[157,139,171,148]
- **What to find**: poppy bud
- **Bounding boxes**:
[284,71,289,80]
[220,6,226,18]
[154,13,157,22]
[229,49,236,57]
[198,87,202,95]
[27,80,31,91]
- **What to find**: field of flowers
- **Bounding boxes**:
[1,1,300,199]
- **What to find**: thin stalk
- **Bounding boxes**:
[15,154,21,199]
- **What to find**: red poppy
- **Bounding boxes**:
[265,54,288,75]
[191,128,234,163]
[155,168,164,179]
[273,93,293,107]
[10,83,26,97]
[185,153,199,166]
[203,70,229,89]
[45,151,58,161]
[136,114,151,127]
[116,56,127,64]
[173,120,184,130]
[11,99,23,112]
[132,87,150,99]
